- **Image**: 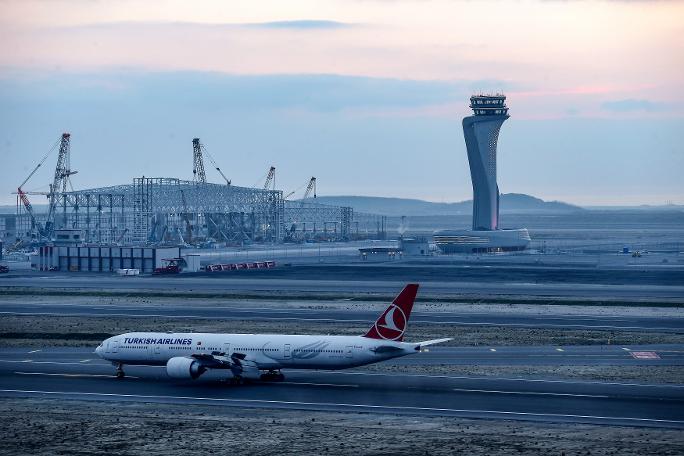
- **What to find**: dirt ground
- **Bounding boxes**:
[0,398,682,456]
[358,363,684,384]
[2,314,683,348]
[2,293,683,317]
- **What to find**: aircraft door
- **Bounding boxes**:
[223,342,231,355]
[345,346,353,358]
[112,340,119,353]
[284,344,291,359]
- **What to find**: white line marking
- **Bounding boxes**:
[622,347,631,351]
[489,348,497,352]
[0,389,681,425]
[27,349,42,354]
[14,372,139,379]
[280,382,358,388]
[556,348,564,352]
[79,359,92,363]
[451,388,608,398]
[0,360,109,366]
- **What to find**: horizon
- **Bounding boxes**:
[2,191,681,212]
[1,0,682,206]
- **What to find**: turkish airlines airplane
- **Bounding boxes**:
[95,284,450,383]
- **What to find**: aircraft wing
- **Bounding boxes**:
[190,351,260,379]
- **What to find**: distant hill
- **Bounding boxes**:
[308,193,584,216]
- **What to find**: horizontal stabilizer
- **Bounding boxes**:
[415,338,452,348]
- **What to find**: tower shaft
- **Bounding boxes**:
[462,95,509,231]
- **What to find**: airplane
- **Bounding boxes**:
[95,283,451,383]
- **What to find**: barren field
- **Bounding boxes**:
[2,291,683,314]
[0,398,682,456]
[2,314,683,348]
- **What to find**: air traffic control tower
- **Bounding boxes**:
[434,94,531,253]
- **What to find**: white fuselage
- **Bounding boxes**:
[96,332,419,370]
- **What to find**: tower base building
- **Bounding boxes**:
[436,94,530,254]
[434,228,530,254]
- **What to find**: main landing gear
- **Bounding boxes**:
[115,363,125,379]
[260,370,285,382]
[229,376,246,386]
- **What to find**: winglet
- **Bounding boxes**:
[363,284,419,342]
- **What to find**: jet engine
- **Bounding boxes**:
[166,356,207,379]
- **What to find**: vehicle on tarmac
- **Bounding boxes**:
[0,265,9,273]
[96,284,450,383]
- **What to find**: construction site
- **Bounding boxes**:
[4,133,387,253]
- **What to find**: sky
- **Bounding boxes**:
[0,0,682,206]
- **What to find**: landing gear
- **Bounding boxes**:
[260,370,285,382]
[115,363,125,379]
[229,376,245,386]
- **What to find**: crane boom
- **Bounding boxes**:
[192,138,207,184]
[45,133,76,239]
[301,177,316,206]
[17,188,40,232]
[263,166,276,190]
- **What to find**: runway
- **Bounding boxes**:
[2,345,683,366]
[1,347,682,428]
[2,300,683,332]
[3,273,684,300]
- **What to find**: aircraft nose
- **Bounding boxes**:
[95,343,103,358]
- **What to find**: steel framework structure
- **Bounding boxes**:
[15,177,386,245]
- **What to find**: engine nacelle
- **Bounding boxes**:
[166,356,207,379]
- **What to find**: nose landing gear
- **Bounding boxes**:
[115,363,125,379]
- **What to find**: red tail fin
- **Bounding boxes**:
[363,284,419,342]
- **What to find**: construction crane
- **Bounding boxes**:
[263,166,276,191]
[192,138,207,184]
[44,133,77,239]
[192,138,231,185]
[15,136,61,236]
[283,177,317,205]
[302,177,316,201]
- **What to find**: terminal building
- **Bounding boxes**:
[434,94,530,253]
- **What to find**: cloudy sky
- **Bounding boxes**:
[0,0,682,205]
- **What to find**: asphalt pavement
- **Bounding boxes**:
[0,347,682,428]
[3,273,684,299]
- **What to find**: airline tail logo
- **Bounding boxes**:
[364,284,418,341]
